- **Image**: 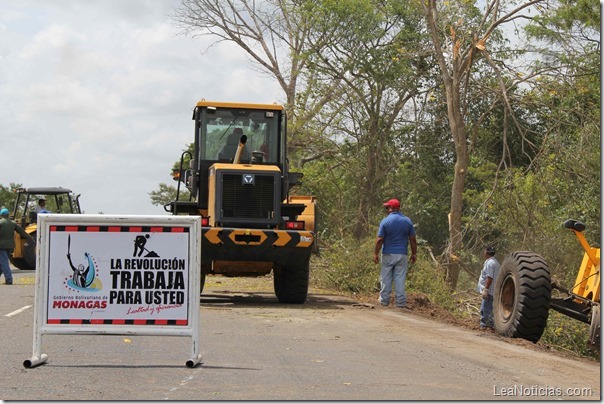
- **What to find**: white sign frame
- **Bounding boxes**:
[24,214,202,368]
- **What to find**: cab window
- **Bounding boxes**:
[200,108,280,164]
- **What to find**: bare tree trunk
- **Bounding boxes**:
[442,74,468,288]
[446,115,468,288]
[353,142,378,239]
[421,0,471,289]
[421,0,544,289]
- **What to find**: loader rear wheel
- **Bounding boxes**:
[9,257,33,270]
[273,262,309,304]
[494,251,551,343]
[10,233,37,270]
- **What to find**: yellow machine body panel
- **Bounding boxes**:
[196,100,284,111]
[287,195,317,234]
[208,163,281,228]
[12,224,36,260]
[572,247,600,303]
[168,100,316,303]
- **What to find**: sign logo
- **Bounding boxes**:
[242,173,255,185]
[65,235,101,292]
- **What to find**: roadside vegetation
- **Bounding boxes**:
[159,0,600,359]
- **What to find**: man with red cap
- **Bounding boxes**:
[373,198,417,308]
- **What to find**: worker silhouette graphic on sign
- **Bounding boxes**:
[133,234,150,257]
[133,234,159,257]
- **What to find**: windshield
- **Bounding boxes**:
[12,192,78,224]
[199,107,280,164]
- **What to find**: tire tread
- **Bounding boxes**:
[494,251,551,342]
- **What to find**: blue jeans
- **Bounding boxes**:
[379,254,408,307]
[480,294,494,328]
[0,249,13,284]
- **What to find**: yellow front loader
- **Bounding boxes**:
[165,100,317,304]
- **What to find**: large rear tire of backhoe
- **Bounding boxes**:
[494,251,551,343]
[273,262,309,304]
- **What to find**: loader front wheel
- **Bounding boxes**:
[273,262,309,304]
[494,251,551,343]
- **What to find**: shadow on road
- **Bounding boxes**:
[200,291,364,311]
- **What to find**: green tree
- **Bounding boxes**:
[172,0,341,163]
[299,0,428,238]
[418,0,556,288]
[150,144,193,207]
[0,183,21,212]
[449,0,601,288]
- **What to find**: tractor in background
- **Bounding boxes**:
[9,187,82,270]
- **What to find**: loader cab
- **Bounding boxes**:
[191,102,288,210]
[196,103,284,166]
[11,187,82,228]
[9,186,82,271]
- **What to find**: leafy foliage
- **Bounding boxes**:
[312,235,456,311]
[166,0,600,358]
[0,183,22,212]
[541,311,598,359]
[312,237,379,294]
[149,144,193,207]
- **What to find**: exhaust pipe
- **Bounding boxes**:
[233,135,247,164]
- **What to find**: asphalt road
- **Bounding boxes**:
[0,268,600,401]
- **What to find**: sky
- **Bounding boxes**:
[0,0,281,215]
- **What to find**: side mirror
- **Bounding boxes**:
[184,169,194,189]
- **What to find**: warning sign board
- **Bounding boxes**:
[47,225,191,325]
[25,214,202,368]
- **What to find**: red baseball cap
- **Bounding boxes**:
[383,199,400,208]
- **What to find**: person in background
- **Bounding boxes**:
[0,208,35,285]
[477,245,501,330]
[34,198,46,213]
[373,198,417,308]
[217,128,251,161]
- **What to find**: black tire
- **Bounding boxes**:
[273,262,309,304]
[10,233,37,270]
[494,251,551,343]
[9,257,33,270]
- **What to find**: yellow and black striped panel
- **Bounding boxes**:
[201,227,314,265]
[204,228,313,248]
